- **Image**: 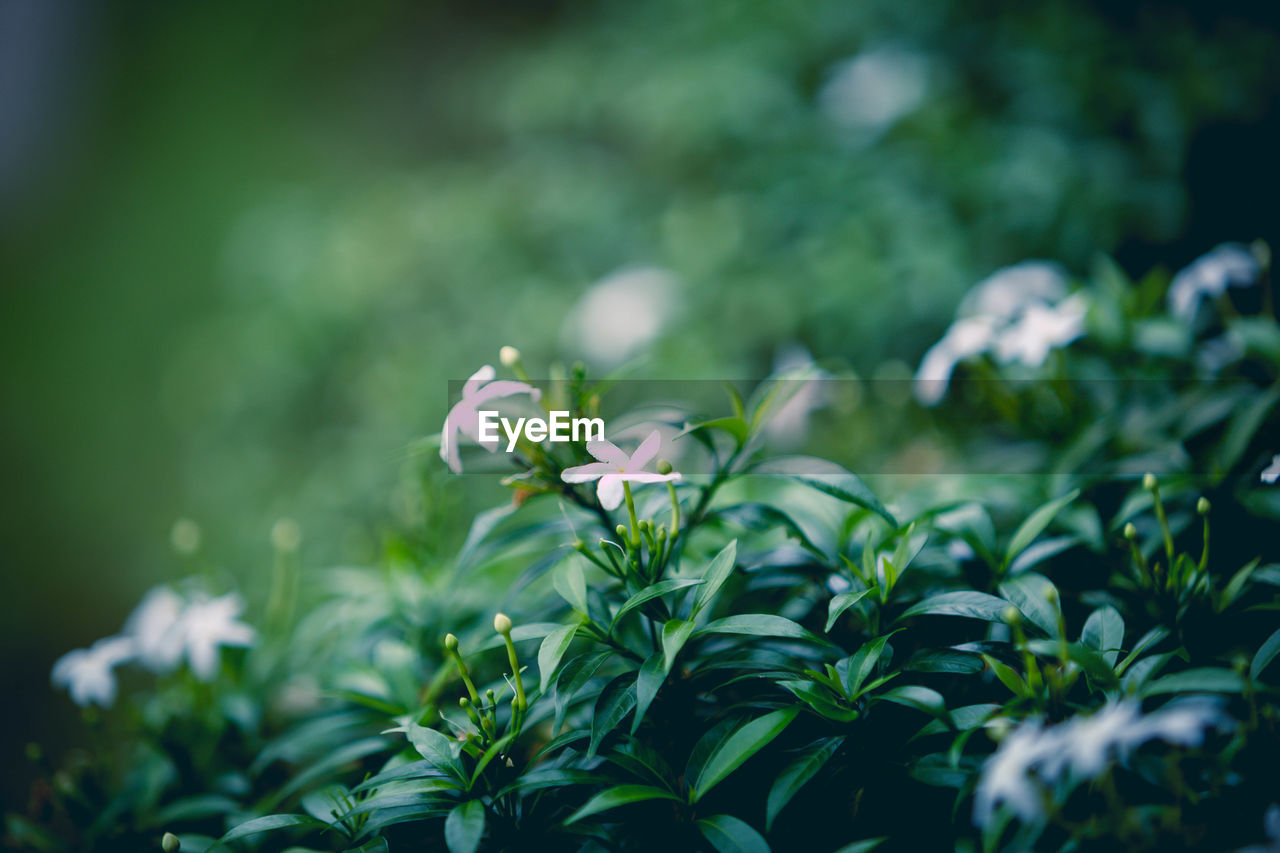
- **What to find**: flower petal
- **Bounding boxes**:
[561,461,615,483]
[628,430,662,471]
[585,438,630,467]
[618,472,681,485]
[596,473,625,511]
[463,365,496,397]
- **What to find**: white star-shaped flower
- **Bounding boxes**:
[561,430,681,511]
[51,635,135,707]
[178,592,256,682]
[440,365,541,474]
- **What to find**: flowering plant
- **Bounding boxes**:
[14,245,1280,853]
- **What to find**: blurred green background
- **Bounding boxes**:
[1,0,1277,806]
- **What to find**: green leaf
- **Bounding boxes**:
[538,623,579,694]
[212,815,328,849]
[444,800,486,853]
[842,634,895,697]
[589,674,637,757]
[981,654,1029,698]
[697,814,771,853]
[554,651,611,731]
[1004,490,1079,569]
[633,653,667,734]
[877,685,946,716]
[766,737,843,830]
[682,416,750,447]
[1216,385,1280,474]
[693,541,739,617]
[564,785,682,825]
[407,722,464,781]
[697,614,827,646]
[826,588,875,632]
[1115,626,1169,676]
[997,573,1061,637]
[1142,668,1246,696]
[833,840,887,853]
[752,456,898,526]
[901,591,1011,623]
[1251,627,1280,679]
[612,578,703,629]
[470,733,517,787]
[662,619,696,672]
[554,560,589,614]
[1081,605,1124,666]
[690,708,797,802]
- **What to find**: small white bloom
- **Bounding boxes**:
[51,636,135,707]
[498,345,521,367]
[819,46,930,133]
[993,293,1089,368]
[564,267,677,367]
[1262,454,1280,485]
[178,592,256,682]
[1168,243,1260,322]
[1130,698,1230,749]
[125,585,186,673]
[1053,701,1141,778]
[960,261,1068,322]
[913,315,1001,406]
[440,365,541,474]
[561,430,681,511]
[974,722,1059,826]
[1239,805,1280,853]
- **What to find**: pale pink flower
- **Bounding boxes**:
[561,430,681,511]
[440,365,541,473]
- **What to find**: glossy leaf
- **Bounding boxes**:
[766,737,844,830]
[444,800,486,853]
[690,708,797,801]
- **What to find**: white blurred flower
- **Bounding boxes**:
[179,592,256,682]
[124,585,186,673]
[564,267,678,367]
[913,315,1001,406]
[960,261,1068,321]
[51,636,135,707]
[1262,454,1280,485]
[914,262,1085,405]
[561,430,681,511]
[993,293,1089,368]
[974,722,1058,825]
[974,700,1231,828]
[440,365,541,474]
[1239,805,1280,853]
[820,46,930,133]
[1168,243,1260,322]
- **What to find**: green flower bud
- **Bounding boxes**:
[657,460,673,475]
[1043,586,1058,603]
[460,696,472,708]
[1143,472,1157,491]
[270,518,302,552]
[1123,523,1137,540]
[1197,497,1211,515]
[494,613,513,635]
[615,524,629,539]
[162,833,181,853]
[499,346,521,367]
[1002,605,1021,625]
[444,633,459,652]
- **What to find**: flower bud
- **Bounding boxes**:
[615,524,629,539]
[1002,605,1021,625]
[1043,586,1058,603]
[444,633,459,652]
[271,518,302,552]
[494,613,513,635]
[1123,523,1137,541]
[1142,472,1157,491]
[1197,497,1211,515]
[657,460,673,475]
[162,833,181,853]
[499,346,521,367]
[460,696,471,708]
[170,518,201,556]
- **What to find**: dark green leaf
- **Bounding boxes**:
[826,588,874,632]
[1251,628,1280,679]
[633,654,666,734]
[613,579,703,629]
[564,785,682,824]
[1142,668,1246,696]
[589,674,637,757]
[697,814,771,853]
[694,541,739,616]
[690,708,797,801]
[1004,490,1079,569]
[998,573,1061,637]
[662,619,696,672]
[766,737,843,830]
[901,591,1011,623]
[697,614,827,646]
[444,800,486,853]
[1081,605,1124,666]
[538,623,579,694]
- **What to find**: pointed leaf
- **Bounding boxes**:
[697,814,771,853]
[694,541,739,616]
[633,654,667,734]
[444,800,485,853]
[998,573,1061,637]
[1004,490,1079,568]
[826,588,874,632]
[663,619,696,673]
[564,785,682,825]
[1081,605,1124,666]
[1252,627,1280,679]
[901,591,1012,623]
[538,623,579,694]
[690,708,797,802]
[612,579,703,629]
[753,457,897,526]
[766,737,843,830]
